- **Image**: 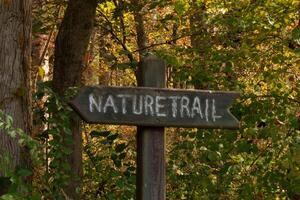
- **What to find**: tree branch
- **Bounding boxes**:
[132,32,202,53]
[96,7,135,65]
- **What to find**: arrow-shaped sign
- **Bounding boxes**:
[70,86,240,129]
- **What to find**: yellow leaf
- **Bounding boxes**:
[38,67,45,78]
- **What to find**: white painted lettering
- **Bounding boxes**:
[103,95,118,113]
[191,96,203,119]
[133,95,143,115]
[117,94,132,114]
[145,95,154,116]
[180,96,190,118]
[212,99,222,122]
[89,94,102,112]
[205,99,209,122]
[156,96,167,117]
[168,96,180,118]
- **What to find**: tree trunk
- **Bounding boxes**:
[52,0,97,199]
[132,0,147,57]
[0,0,32,194]
[190,1,208,52]
[132,0,148,86]
[190,1,209,89]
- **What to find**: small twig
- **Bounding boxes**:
[111,0,127,44]
[96,8,135,64]
[39,26,54,66]
[249,141,272,169]
[83,144,109,199]
[39,6,61,66]
[242,94,300,104]
[131,32,203,53]
[60,189,71,200]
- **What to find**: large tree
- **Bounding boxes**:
[0,0,32,195]
[52,0,98,199]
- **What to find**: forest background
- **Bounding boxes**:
[0,0,300,199]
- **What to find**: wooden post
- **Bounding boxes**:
[136,55,166,200]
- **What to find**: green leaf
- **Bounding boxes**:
[174,0,189,16]
[224,61,234,73]
[290,116,299,129]
[107,133,118,141]
[17,138,25,146]
[112,62,133,70]
[0,194,18,200]
[16,169,32,177]
[115,143,126,153]
[6,115,13,125]
[206,150,220,162]
[291,179,300,195]
[114,160,122,168]
[119,152,126,160]
[90,130,111,138]
[224,131,237,142]
[111,153,118,161]
[8,130,16,138]
[292,27,300,44]
[236,140,252,153]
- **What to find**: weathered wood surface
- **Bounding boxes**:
[70,86,240,129]
[136,55,166,200]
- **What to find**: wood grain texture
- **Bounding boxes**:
[136,55,166,200]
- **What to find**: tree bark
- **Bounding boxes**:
[52,0,97,199]
[0,0,32,194]
[132,0,148,86]
[132,0,147,60]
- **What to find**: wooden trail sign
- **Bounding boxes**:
[70,86,239,129]
[70,55,240,200]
